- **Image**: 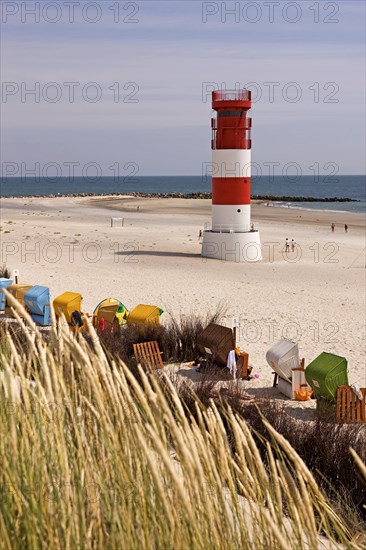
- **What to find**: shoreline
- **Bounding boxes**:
[1,194,365,228]
[83,195,366,229]
[0,190,362,202]
[1,192,364,217]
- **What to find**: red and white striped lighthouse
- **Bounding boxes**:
[202,89,262,262]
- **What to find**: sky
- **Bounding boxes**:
[1,0,365,177]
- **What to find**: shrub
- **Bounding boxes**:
[0,265,11,278]
[95,302,227,366]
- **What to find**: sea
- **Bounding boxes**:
[0,175,365,214]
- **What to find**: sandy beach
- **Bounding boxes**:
[1,195,365,396]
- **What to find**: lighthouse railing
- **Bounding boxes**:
[212,90,251,102]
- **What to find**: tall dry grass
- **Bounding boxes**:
[0,265,11,279]
[0,296,365,548]
[168,376,366,528]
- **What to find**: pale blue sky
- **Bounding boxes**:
[1,0,365,176]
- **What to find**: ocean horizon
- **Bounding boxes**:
[1,175,365,213]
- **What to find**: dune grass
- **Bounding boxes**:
[0,300,365,548]
[168,374,366,528]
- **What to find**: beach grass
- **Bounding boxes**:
[0,302,365,548]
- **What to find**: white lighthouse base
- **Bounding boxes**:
[201,230,262,263]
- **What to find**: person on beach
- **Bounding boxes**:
[199,230,202,241]
[331,223,335,232]
[137,205,140,212]
[345,224,348,233]
[285,238,290,253]
[291,239,296,252]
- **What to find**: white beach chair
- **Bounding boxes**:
[266,339,311,399]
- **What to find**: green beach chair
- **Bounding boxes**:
[305,352,348,401]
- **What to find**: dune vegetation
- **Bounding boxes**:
[0,297,365,549]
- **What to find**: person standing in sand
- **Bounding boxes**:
[291,239,296,252]
[331,223,335,232]
[345,224,348,233]
[199,230,202,241]
[285,238,290,253]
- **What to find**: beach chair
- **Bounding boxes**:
[196,323,250,378]
[4,283,33,316]
[93,303,120,331]
[133,341,164,370]
[53,292,82,323]
[23,286,51,326]
[93,298,129,328]
[305,352,348,401]
[0,278,13,312]
[127,304,163,326]
[236,349,250,378]
[53,292,87,332]
[266,339,311,399]
[336,386,366,423]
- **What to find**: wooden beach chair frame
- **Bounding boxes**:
[236,350,250,378]
[196,323,250,379]
[336,385,366,422]
[133,341,164,370]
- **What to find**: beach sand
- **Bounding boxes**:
[1,195,365,406]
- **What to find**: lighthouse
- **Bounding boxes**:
[201,89,262,262]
